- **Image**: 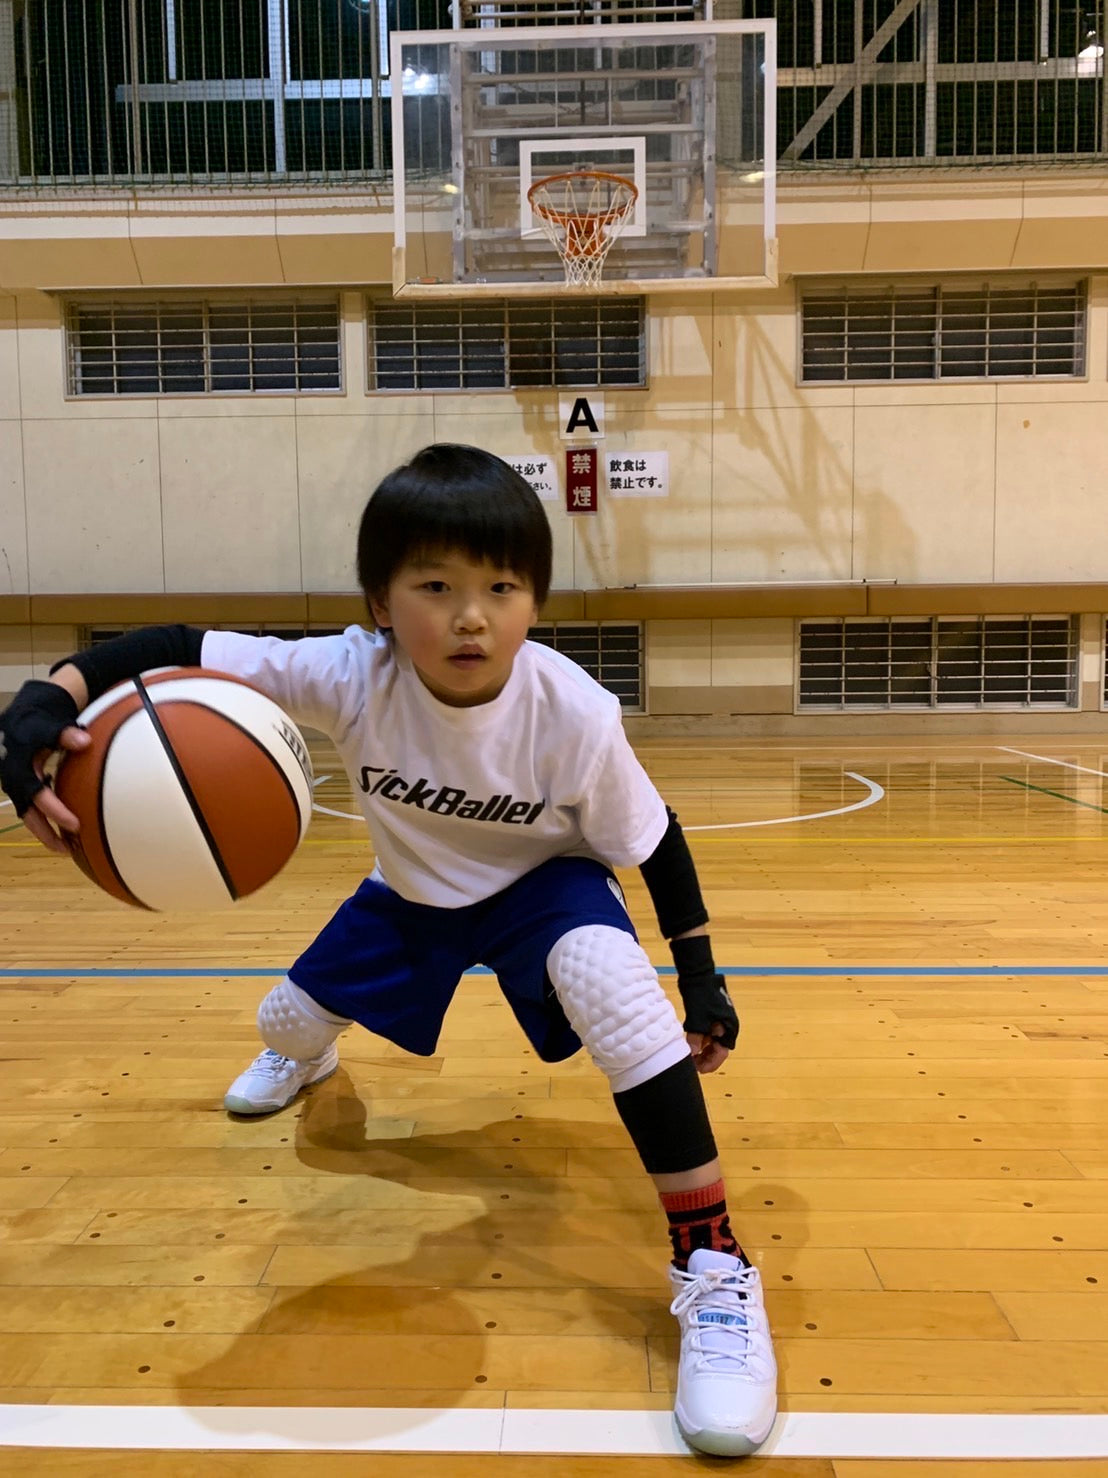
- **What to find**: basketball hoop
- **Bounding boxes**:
[526,170,638,288]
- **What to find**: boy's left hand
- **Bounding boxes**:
[686,1027,731,1074]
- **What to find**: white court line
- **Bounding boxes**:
[685,771,884,831]
[311,773,885,830]
[997,746,1108,780]
[1,1406,1106,1458]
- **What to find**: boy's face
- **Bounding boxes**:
[369,552,539,707]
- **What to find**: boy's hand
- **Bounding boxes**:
[686,1023,732,1075]
[0,681,90,854]
[671,933,739,1077]
[681,975,739,1074]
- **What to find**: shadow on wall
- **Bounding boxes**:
[515,300,921,588]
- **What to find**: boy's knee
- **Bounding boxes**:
[257,977,351,1060]
[546,924,689,1092]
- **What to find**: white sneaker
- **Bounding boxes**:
[668,1248,778,1456]
[223,1044,339,1115]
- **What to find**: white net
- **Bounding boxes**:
[527,171,639,288]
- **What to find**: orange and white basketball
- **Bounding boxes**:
[53,668,313,911]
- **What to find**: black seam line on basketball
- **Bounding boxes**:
[198,707,307,838]
[133,676,240,903]
[94,710,151,911]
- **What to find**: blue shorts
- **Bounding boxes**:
[289,855,638,1062]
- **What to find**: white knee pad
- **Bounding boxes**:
[257,977,351,1061]
[546,925,689,1093]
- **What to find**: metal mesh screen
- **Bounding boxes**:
[802,279,1086,382]
[6,0,448,185]
[722,0,1108,167]
[67,297,342,395]
[800,616,1078,709]
[9,2,1108,184]
[369,297,645,390]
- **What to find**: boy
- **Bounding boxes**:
[1,444,777,1457]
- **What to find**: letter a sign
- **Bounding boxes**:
[560,394,604,441]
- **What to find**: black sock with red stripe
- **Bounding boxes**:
[660,1178,750,1270]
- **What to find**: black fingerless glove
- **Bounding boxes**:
[0,681,81,816]
[671,934,739,1050]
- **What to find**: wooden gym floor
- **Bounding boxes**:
[2,733,1107,1477]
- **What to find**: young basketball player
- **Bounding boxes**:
[0,444,777,1457]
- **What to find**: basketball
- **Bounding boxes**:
[52,668,314,912]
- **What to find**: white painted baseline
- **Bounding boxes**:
[310,773,885,830]
[997,745,1108,780]
[1,1406,1107,1458]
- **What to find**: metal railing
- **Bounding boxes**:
[3,2,1107,188]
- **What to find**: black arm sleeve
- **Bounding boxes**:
[49,625,206,704]
[637,805,710,939]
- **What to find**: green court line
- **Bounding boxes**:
[0,821,25,837]
[999,774,1108,815]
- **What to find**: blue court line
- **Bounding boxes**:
[4,965,1108,978]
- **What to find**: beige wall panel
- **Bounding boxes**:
[158,417,300,591]
[646,619,711,688]
[130,208,284,287]
[776,181,870,277]
[0,595,30,622]
[710,405,854,582]
[275,200,393,285]
[780,221,871,276]
[23,418,163,592]
[155,395,304,420]
[995,402,1108,582]
[0,623,32,692]
[778,184,870,275]
[862,183,1022,274]
[713,286,853,411]
[994,380,1108,406]
[576,407,713,587]
[853,403,997,584]
[711,617,794,687]
[0,418,27,594]
[16,292,151,421]
[0,233,139,293]
[644,298,713,410]
[1012,180,1108,268]
[0,298,19,418]
[30,623,79,679]
[296,411,435,591]
[852,383,996,408]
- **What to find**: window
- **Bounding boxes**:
[801,279,1085,383]
[369,297,645,391]
[799,617,1077,710]
[530,623,643,709]
[68,299,342,396]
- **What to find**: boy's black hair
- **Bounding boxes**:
[356,444,553,608]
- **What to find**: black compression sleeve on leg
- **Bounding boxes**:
[50,625,206,703]
[612,1056,718,1176]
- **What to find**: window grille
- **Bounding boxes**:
[369,298,646,391]
[801,279,1085,383]
[530,623,643,709]
[68,299,342,396]
[799,616,1077,710]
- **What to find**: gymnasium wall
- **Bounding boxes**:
[2,173,1108,726]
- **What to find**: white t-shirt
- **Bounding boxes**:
[202,625,669,908]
